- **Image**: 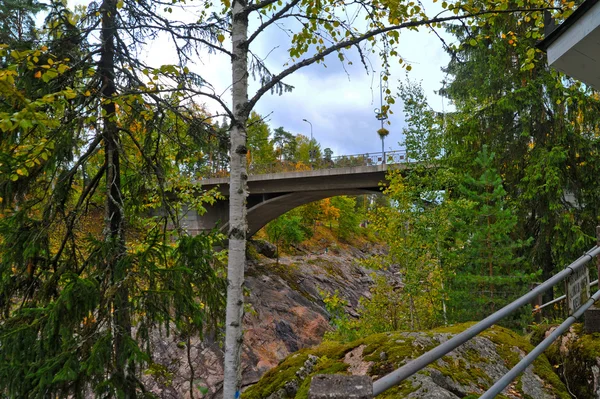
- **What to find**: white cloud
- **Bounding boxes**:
[66,0,453,156]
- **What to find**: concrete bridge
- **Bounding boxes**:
[183,159,408,237]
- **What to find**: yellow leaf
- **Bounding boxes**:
[217,34,225,43]
[64,90,77,99]
[34,70,41,78]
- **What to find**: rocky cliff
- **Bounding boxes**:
[142,239,391,398]
[141,237,573,399]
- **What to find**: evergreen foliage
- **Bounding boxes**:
[442,14,600,300]
[448,146,536,324]
[0,0,44,49]
[373,8,600,330]
[0,1,227,396]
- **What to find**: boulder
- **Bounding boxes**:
[250,239,278,259]
[243,324,569,399]
[538,323,600,398]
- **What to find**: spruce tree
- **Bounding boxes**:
[448,146,532,323]
[442,13,600,302]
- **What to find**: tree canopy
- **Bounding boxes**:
[0,0,588,396]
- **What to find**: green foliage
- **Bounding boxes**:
[320,289,359,342]
[322,274,434,343]
[399,80,444,162]
[247,112,277,173]
[296,134,322,165]
[356,275,405,334]
[447,146,536,325]
[292,201,321,237]
[374,165,453,329]
[330,196,360,240]
[0,1,227,397]
[442,11,600,299]
[273,127,297,163]
[0,0,44,49]
[266,213,305,260]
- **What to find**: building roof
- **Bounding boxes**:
[537,0,599,51]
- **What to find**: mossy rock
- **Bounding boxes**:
[542,323,600,399]
[242,323,569,399]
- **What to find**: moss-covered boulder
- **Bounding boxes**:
[538,323,600,398]
[243,323,569,399]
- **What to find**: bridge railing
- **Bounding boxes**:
[203,150,408,178]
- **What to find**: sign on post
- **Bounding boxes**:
[566,266,590,314]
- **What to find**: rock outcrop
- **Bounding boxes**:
[536,323,600,398]
[142,241,390,398]
[243,324,569,399]
[141,238,570,399]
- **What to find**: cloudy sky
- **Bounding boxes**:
[70,0,452,157]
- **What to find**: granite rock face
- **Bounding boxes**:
[142,242,390,398]
[141,240,569,399]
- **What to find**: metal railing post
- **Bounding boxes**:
[530,282,542,323]
[534,279,598,313]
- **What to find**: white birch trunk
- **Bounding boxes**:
[223,0,249,396]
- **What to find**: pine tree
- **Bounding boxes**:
[0,0,44,49]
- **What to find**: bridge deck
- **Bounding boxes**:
[199,164,407,195]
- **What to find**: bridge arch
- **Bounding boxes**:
[220,189,378,237]
[190,163,402,237]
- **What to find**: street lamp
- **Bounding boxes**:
[373,71,389,164]
[302,118,314,165]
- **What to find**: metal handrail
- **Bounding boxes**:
[534,279,598,312]
[372,245,600,396]
[481,285,600,398]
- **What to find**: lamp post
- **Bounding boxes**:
[374,71,389,164]
[302,118,314,166]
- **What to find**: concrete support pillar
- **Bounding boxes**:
[308,375,373,399]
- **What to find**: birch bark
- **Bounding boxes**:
[223,0,249,396]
